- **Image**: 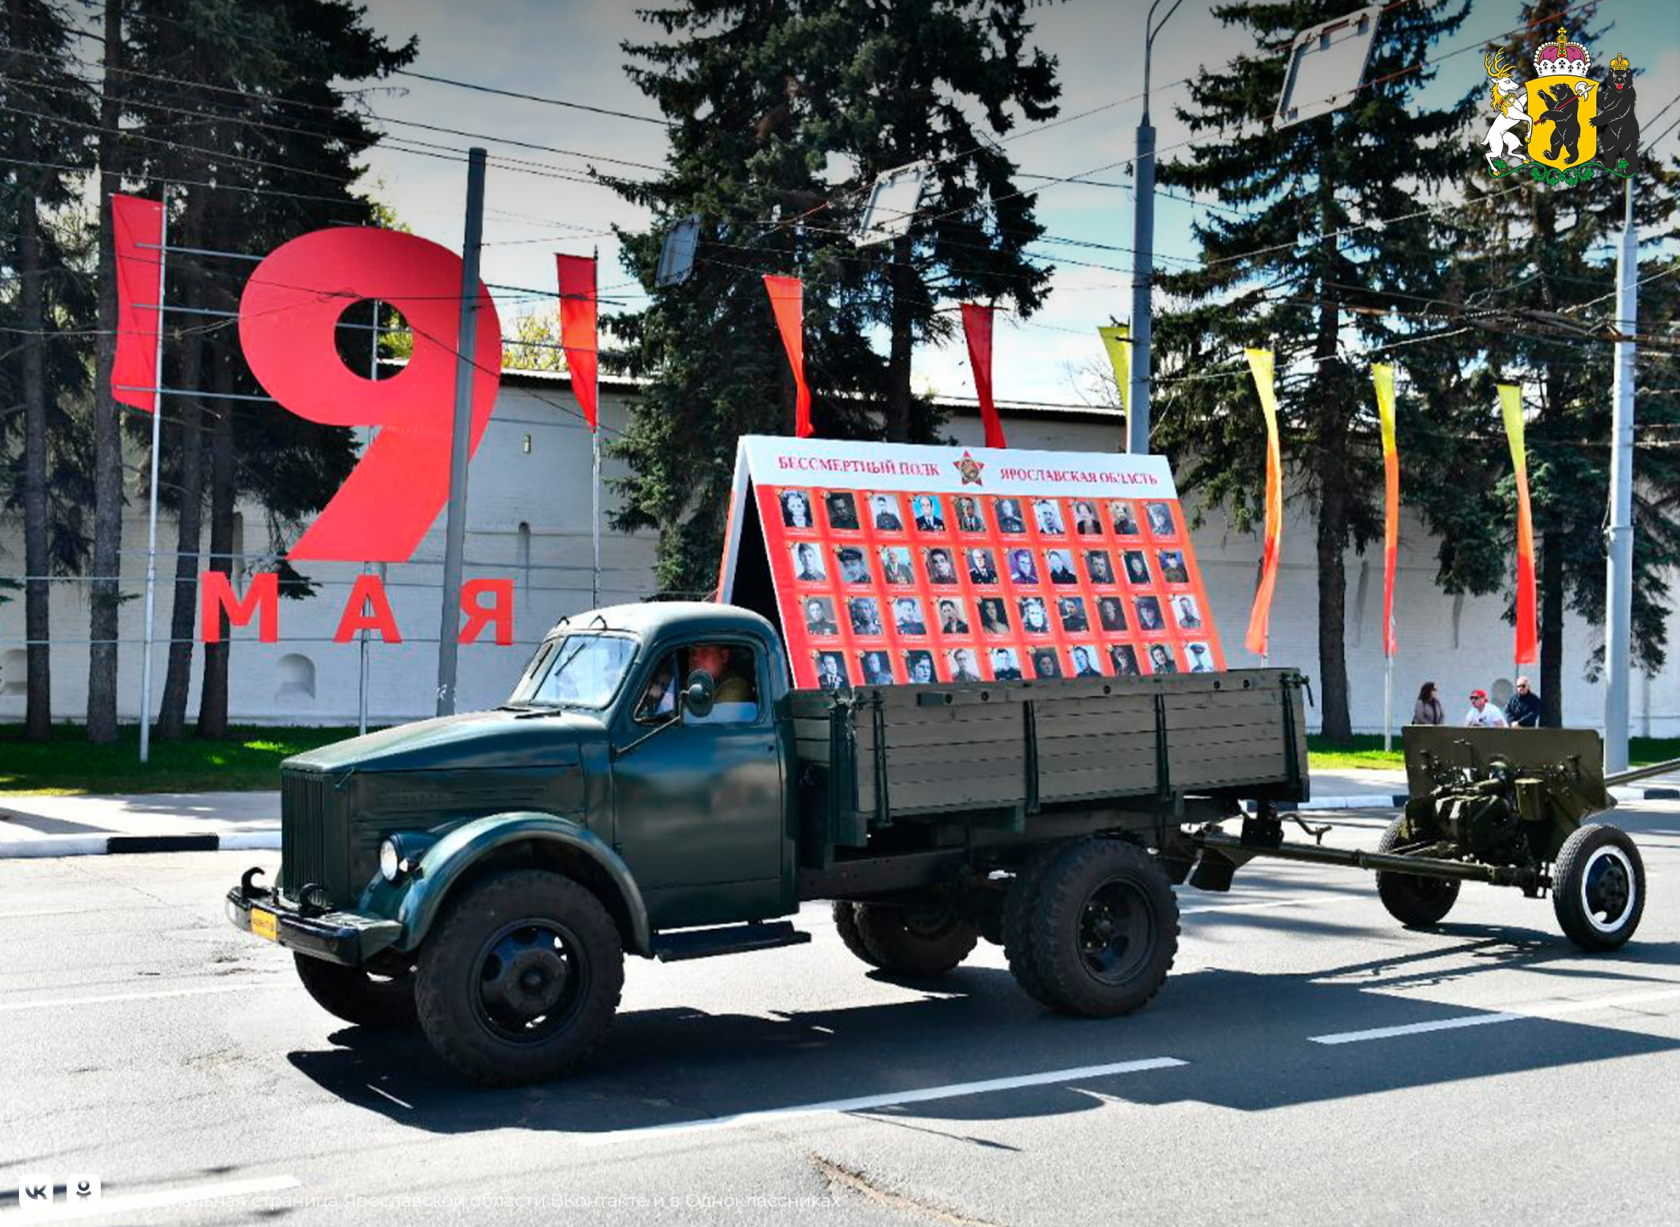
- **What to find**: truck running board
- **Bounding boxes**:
[652,921,813,963]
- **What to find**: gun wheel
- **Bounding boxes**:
[293,953,417,1030]
[1553,824,1645,951]
[1375,816,1461,928]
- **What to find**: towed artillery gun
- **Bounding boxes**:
[226,602,1657,1084]
[1192,726,1661,950]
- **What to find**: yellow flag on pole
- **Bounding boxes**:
[1372,364,1399,659]
[1245,348,1283,657]
[1098,325,1130,423]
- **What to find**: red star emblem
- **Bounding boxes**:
[954,452,984,486]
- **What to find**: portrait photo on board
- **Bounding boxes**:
[954,495,986,533]
[1109,500,1140,536]
[1070,644,1103,677]
[848,596,883,636]
[891,596,928,636]
[860,650,895,686]
[803,597,838,636]
[1147,642,1178,674]
[1019,596,1051,635]
[935,597,970,635]
[1046,549,1078,584]
[990,647,1023,679]
[869,492,905,532]
[780,488,816,529]
[910,494,945,532]
[995,498,1026,534]
[1186,641,1215,672]
[825,490,860,530]
[967,547,999,584]
[835,545,871,585]
[904,650,937,684]
[1008,548,1040,585]
[1071,499,1103,535]
[1097,594,1128,632]
[813,651,849,691]
[792,541,826,582]
[1033,498,1066,535]
[1135,595,1165,632]
[1158,549,1190,584]
[1110,643,1141,676]
[924,547,958,585]
[978,597,1011,635]
[1058,596,1089,633]
[1123,550,1151,585]
[879,546,915,586]
[1031,646,1062,679]
[1145,501,1177,537]
[946,647,983,682]
[1085,550,1116,585]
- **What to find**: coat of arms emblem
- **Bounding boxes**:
[1480,27,1639,186]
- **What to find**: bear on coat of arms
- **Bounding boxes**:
[1594,53,1639,167]
[1536,80,1590,165]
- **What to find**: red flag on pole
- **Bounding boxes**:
[1499,384,1539,664]
[555,254,599,431]
[762,275,812,438]
[111,194,164,411]
[961,303,1006,448]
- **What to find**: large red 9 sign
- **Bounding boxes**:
[238,228,503,562]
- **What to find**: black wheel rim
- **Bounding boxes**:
[1405,874,1455,904]
[1582,846,1635,933]
[470,918,590,1044]
[1077,876,1155,985]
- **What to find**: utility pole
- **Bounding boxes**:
[1604,177,1636,774]
[436,148,487,717]
[1127,0,1183,455]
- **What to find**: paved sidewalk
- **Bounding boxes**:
[0,791,279,858]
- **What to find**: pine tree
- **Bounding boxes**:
[606,0,1061,592]
[603,1,895,593]
[1151,0,1473,743]
[1,0,97,739]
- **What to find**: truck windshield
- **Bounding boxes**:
[508,634,637,709]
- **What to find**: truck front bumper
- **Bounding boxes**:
[225,870,402,966]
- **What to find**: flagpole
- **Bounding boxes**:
[1384,649,1394,753]
[589,246,601,609]
[359,299,379,737]
[137,186,169,765]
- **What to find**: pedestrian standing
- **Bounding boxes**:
[1464,688,1508,727]
[1411,681,1445,726]
[1504,675,1542,727]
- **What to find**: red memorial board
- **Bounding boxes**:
[718,437,1225,691]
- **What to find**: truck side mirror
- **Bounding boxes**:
[683,670,715,720]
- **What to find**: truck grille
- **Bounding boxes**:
[280,770,349,904]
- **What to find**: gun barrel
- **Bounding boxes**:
[1604,755,1680,790]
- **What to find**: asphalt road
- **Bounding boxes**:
[3,804,1679,1226]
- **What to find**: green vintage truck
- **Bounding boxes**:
[228,601,1649,1084]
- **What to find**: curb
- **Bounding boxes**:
[0,830,280,860]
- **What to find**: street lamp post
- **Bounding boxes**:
[1127,0,1184,456]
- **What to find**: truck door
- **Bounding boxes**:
[611,638,785,929]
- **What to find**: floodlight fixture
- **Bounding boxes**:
[656,214,701,287]
[853,160,932,247]
[1274,4,1382,130]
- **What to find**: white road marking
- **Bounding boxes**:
[1310,985,1680,1045]
[1180,897,1312,916]
[581,1056,1186,1145]
[0,1175,300,1222]
[0,981,287,1012]
[367,1083,414,1110]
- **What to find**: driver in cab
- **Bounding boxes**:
[639,642,757,723]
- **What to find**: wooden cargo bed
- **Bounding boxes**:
[791,670,1309,855]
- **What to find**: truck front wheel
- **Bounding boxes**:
[293,953,417,1030]
[1021,839,1179,1017]
[415,869,624,1085]
[851,902,978,976]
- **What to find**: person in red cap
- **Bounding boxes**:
[1464,688,1508,727]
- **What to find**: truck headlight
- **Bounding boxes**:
[379,837,403,883]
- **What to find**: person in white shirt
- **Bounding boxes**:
[1464,688,1508,727]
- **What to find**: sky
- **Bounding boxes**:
[349,0,1680,408]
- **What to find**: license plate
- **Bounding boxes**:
[250,907,279,942]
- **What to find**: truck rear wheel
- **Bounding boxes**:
[831,902,885,968]
[1003,844,1067,1006]
[293,953,417,1030]
[1375,816,1461,928]
[415,869,623,1086]
[1022,839,1178,1017]
[1553,823,1645,951]
[852,902,978,976]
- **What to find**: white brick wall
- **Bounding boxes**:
[2,375,1670,735]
